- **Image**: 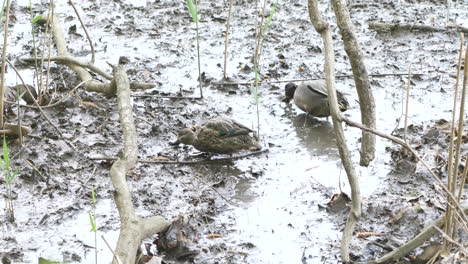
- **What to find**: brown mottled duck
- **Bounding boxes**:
[177,117,261,154]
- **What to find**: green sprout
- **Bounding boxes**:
[186,0,203,98]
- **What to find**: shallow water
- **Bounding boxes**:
[2,0,468,263]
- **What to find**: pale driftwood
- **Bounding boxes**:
[38,15,115,95]
[307,1,361,262]
[368,21,468,34]
[35,16,154,95]
[332,0,376,166]
[21,56,156,91]
[110,65,168,264]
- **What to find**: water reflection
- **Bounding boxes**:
[290,113,340,158]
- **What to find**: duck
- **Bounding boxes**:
[283,80,349,117]
[176,117,261,154]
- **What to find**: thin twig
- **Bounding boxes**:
[6,59,77,150]
[223,0,233,79]
[342,116,468,227]
[90,149,269,164]
[404,64,411,142]
[0,0,12,127]
[68,0,95,63]
[433,226,468,256]
[101,235,122,264]
[22,56,113,80]
[4,80,89,109]
[446,33,464,244]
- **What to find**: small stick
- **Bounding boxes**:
[68,0,95,63]
[223,0,233,79]
[6,59,77,150]
[4,80,89,109]
[90,149,269,164]
[101,235,122,264]
[0,0,12,127]
[404,64,411,142]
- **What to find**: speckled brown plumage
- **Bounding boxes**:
[177,117,261,154]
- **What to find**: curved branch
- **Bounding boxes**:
[332,0,376,166]
[110,65,169,264]
[307,1,361,262]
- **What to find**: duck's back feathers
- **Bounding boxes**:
[179,117,260,154]
[291,80,349,117]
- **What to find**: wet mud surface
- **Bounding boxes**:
[1,0,468,263]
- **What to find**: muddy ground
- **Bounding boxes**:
[1,0,468,263]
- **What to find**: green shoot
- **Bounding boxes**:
[185,0,203,98]
[1,135,19,222]
[88,185,98,264]
[38,257,65,264]
[252,0,279,136]
[31,15,42,24]
[0,0,6,20]
[186,0,198,23]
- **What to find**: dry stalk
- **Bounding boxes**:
[403,64,411,142]
[0,0,12,127]
[38,1,55,105]
[223,0,233,79]
[307,0,361,262]
[445,33,464,248]
[69,0,95,63]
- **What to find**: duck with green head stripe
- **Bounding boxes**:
[177,117,261,154]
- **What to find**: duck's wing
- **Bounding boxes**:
[303,81,329,98]
[204,118,253,138]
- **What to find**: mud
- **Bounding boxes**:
[1,0,467,263]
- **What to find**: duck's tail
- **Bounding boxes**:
[337,92,349,112]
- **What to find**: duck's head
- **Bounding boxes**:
[177,127,197,145]
[283,82,297,103]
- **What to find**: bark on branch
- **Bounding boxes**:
[307,1,361,262]
[110,65,169,264]
[37,15,155,95]
[332,0,376,166]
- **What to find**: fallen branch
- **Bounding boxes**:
[374,206,468,263]
[20,56,155,90]
[308,0,361,262]
[369,21,468,34]
[109,64,168,264]
[90,149,269,164]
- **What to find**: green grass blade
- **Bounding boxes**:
[264,0,279,32]
[91,186,96,206]
[88,212,97,232]
[3,136,10,169]
[186,0,199,23]
[31,15,42,24]
[0,0,7,21]
[38,257,63,264]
